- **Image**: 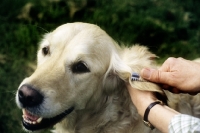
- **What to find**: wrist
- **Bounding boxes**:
[126,84,157,117]
[137,99,157,117]
[143,100,164,129]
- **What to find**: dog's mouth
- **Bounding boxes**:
[22,107,74,131]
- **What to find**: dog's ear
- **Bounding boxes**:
[103,45,165,95]
[103,53,132,94]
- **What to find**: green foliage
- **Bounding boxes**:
[0,0,200,132]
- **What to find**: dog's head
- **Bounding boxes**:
[16,22,164,131]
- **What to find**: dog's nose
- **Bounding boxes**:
[18,85,43,107]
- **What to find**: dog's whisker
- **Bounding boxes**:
[9,97,16,102]
[14,22,197,133]
[21,24,49,33]
[6,90,17,95]
[0,90,16,95]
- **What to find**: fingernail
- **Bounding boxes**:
[141,68,151,79]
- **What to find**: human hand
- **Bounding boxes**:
[126,84,156,117]
[127,84,179,133]
[141,57,200,94]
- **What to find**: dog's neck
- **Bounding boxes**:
[54,84,143,133]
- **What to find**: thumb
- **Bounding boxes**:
[141,68,169,84]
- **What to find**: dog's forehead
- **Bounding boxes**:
[51,23,102,43]
[38,23,119,66]
[41,23,116,52]
[41,23,105,48]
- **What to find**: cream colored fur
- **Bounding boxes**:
[16,22,200,133]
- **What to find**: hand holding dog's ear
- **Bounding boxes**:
[141,57,200,95]
[126,84,156,116]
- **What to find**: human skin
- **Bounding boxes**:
[127,84,179,133]
[127,57,200,132]
[141,57,200,94]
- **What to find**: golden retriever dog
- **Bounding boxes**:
[16,22,200,133]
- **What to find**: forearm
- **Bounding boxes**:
[127,84,179,132]
[147,104,179,133]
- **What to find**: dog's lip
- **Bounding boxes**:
[22,107,74,131]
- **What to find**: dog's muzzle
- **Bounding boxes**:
[17,84,74,131]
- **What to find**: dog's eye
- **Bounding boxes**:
[42,46,50,56]
[72,62,90,73]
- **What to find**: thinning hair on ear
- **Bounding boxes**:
[103,45,166,95]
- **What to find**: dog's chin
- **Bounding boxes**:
[22,107,74,131]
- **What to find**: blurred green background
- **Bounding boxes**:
[0,0,200,132]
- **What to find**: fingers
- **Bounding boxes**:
[163,86,181,94]
[141,68,198,95]
[162,85,198,95]
[140,57,200,95]
[141,57,176,85]
[141,68,170,84]
[158,57,175,72]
